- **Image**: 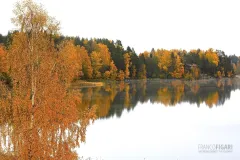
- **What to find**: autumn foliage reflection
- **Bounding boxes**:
[0,83,96,159]
[78,78,240,119]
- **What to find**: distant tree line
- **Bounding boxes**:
[0,32,240,83]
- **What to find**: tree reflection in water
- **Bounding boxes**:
[0,78,240,159]
[0,82,96,159]
[79,78,240,119]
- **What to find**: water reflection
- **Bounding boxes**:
[79,78,240,119]
[0,82,96,159]
[0,78,240,159]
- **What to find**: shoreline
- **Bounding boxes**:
[71,77,239,88]
[70,80,104,89]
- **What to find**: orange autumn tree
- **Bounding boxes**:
[2,0,96,159]
[96,43,111,66]
[170,50,184,78]
[57,40,83,83]
[91,51,102,78]
[0,45,7,73]
[10,0,60,107]
[96,43,113,78]
[90,43,114,79]
[78,46,93,79]
[109,60,118,80]
[156,49,172,77]
[118,70,125,81]
[124,53,131,79]
[205,48,219,67]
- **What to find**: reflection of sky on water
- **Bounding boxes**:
[78,89,240,160]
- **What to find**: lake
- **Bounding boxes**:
[0,78,240,159]
[77,78,240,160]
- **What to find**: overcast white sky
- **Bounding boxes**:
[0,0,240,55]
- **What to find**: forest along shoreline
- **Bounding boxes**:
[1,35,240,84]
[70,75,240,89]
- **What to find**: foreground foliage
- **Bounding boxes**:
[0,0,96,159]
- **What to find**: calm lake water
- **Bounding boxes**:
[77,78,240,160]
[0,78,240,159]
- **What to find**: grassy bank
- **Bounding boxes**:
[70,80,104,89]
